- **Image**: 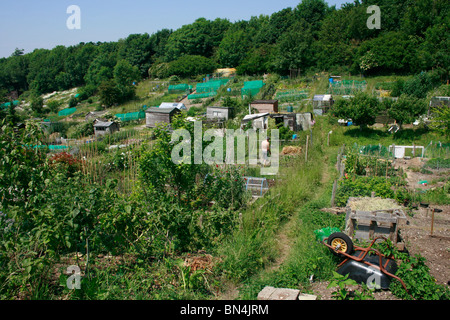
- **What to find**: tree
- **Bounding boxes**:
[216,28,251,68]
[332,93,380,130]
[387,94,428,127]
[429,104,450,137]
[167,55,217,78]
[113,60,140,87]
[165,18,230,61]
[98,80,121,108]
[30,96,44,116]
[272,21,317,75]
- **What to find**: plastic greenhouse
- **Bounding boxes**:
[168,83,193,94]
[241,80,265,98]
[244,176,269,197]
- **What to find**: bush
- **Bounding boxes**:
[167,55,217,78]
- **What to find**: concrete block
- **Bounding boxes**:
[257,286,276,300]
[257,286,300,300]
[298,293,317,300]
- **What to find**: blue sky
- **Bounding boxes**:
[0,0,349,58]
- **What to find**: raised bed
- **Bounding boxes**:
[344,197,408,250]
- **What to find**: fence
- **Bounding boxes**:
[327,80,367,95]
[275,89,308,102]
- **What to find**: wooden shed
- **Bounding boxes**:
[270,113,297,131]
[250,100,279,113]
[94,121,120,136]
[206,106,234,121]
[145,107,181,128]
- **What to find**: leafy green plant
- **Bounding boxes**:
[327,271,374,300]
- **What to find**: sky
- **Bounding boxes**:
[0,0,349,58]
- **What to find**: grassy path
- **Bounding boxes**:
[216,118,343,299]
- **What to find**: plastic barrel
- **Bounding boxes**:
[287,106,293,112]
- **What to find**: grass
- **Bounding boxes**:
[213,117,348,299]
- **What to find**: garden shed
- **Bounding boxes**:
[250,100,279,113]
[242,113,270,130]
[270,113,297,131]
[145,107,181,128]
[206,106,234,121]
[85,111,108,122]
[159,102,187,110]
[94,121,120,136]
[312,95,333,115]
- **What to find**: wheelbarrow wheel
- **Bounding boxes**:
[327,232,353,255]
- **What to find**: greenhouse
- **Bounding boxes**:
[327,80,367,95]
[241,80,265,98]
[58,107,77,117]
[115,111,146,122]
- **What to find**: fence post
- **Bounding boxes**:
[305,135,309,162]
[331,180,338,207]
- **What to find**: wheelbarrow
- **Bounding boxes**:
[315,228,412,297]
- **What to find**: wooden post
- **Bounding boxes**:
[430,209,435,236]
[305,135,309,162]
[331,180,337,207]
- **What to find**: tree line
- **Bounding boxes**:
[0,0,448,99]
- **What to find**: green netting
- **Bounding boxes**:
[58,107,77,117]
[168,83,193,94]
[352,143,392,157]
[115,111,146,122]
[241,80,265,98]
[243,80,265,88]
[327,80,367,95]
[0,100,19,110]
[48,145,69,151]
[188,92,217,100]
[276,90,308,102]
[25,144,69,151]
[196,79,229,93]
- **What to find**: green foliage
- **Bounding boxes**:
[332,92,381,130]
[389,252,450,300]
[67,120,94,139]
[167,55,217,78]
[335,175,395,207]
[30,96,44,116]
[327,271,374,300]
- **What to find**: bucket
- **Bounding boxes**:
[287,106,293,112]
